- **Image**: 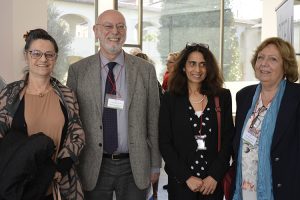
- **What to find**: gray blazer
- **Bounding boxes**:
[67,52,161,191]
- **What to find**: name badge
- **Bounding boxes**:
[195,135,207,151]
[104,94,124,110]
[242,130,257,146]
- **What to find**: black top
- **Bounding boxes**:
[159,88,234,183]
[187,98,215,179]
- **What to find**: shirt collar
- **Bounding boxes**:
[100,50,125,68]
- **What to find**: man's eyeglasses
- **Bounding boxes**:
[249,106,267,129]
[27,50,57,61]
[96,23,127,32]
[186,42,209,50]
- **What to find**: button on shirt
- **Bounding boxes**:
[100,51,128,153]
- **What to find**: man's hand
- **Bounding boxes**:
[186,176,203,192]
[199,176,217,195]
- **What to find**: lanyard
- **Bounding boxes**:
[197,98,205,136]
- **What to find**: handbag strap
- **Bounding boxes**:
[214,96,221,152]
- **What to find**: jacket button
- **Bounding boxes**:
[99,143,102,147]
[277,183,282,188]
[274,157,280,161]
[100,126,102,129]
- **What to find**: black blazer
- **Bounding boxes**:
[233,81,300,200]
[159,88,234,183]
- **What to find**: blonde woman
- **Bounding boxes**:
[162,52,180,91]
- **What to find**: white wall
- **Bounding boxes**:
[0,1,13,82]
[0,0,47,83]
[261,0,282,40]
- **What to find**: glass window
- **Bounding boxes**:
[119,0,221,82]
[295,3,300,78]
[43,0,298,115]
[119,0,262,114]
[48,0,95,83]
[224,0,262,112]
[294,4,300,55]
[225,0,262,82]
[118,0,140,45]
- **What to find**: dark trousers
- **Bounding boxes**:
[168,176,224,200]
[85,158,147,200]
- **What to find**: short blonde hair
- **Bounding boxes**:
[251,37,299,82]
[168,52,180,61]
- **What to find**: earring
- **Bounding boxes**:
[182,68,185,72]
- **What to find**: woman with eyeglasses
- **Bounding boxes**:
[232,37,300,200]
[159,43,234,200]
[0,29,85,200]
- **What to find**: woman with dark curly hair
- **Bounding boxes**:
[159,43,234,200]
[0,29,85,200]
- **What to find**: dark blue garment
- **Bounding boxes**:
[102,62,118,154]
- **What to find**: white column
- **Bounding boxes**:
[261,0,283,41]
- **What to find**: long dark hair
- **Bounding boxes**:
[168,44,224,96]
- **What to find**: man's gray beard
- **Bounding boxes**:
[107,45,122,54]
[101,41,123,54]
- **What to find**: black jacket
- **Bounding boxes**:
[159,89,234,183]
[232,81,300,200]
[0,130,56,200]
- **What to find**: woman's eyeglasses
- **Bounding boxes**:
[186,42,209,50]
[27,50,57,61]
[249,106,267,129]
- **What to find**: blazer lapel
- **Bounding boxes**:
[271,83,299,149]
[181,97,197,140]
[86,54,103,114]
[176,95,198,148]
[125,53,138,109]
[234,86,256,151]
[237,98,252,134]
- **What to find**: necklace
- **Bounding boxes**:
[38,91,47,97]
[38,86,52,97]
[26,84,52,98]
[189,95,206,104]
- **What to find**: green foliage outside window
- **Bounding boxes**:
[47,3,73,83]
